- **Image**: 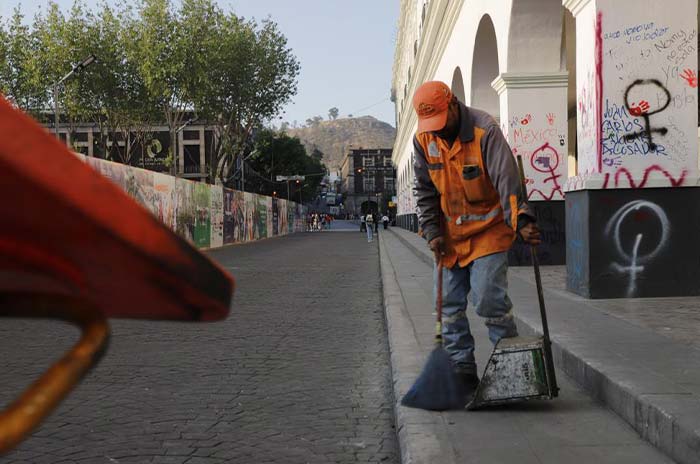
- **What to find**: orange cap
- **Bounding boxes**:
[413,81,453,133]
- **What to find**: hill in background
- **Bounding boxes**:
[285,116,396,172]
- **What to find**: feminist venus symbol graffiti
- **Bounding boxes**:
[605,200,669,297]
[623,79,670,151]
[527,142,563,200]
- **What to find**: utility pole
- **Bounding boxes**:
[52,55,97,140]
[276,175,306,203]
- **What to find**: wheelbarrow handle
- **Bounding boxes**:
[0,293,110,454]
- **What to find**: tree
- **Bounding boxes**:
[328,107,339,120]
[246,129,325,202]
[196,13,300,185]
[1,7,47,116]
[310,147,323,161]
[132,0,202,174]
[0,0,299,182]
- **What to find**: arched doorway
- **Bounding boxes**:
[507,0,563,72]
[471,15,500,119]
[451,67,466,104]
[360,200,378,215]
[562,8,577,176]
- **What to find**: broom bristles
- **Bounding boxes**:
[400,346,466,411]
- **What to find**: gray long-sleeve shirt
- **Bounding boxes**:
[412,102,534,243]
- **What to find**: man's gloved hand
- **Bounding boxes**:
[519,222,541,246]
[428,236,446,261]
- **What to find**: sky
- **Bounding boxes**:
[0,0,399,127]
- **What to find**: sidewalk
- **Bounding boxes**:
[379,226,700,464]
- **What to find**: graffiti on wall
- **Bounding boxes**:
[510,114,566,201]
[566,199,587,293]
[595,10,697,187]
[604,200,670,297]
[210,186,224,248]
[76,154,306,249]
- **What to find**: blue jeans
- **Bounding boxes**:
[435,251,518,375]
[366,225,374,241]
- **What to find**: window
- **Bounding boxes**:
[363,177,375,193]
[363,156,375,167]
[384,157,393,167]
[384,178,395,192]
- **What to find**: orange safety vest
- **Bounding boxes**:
[415,129,518,268]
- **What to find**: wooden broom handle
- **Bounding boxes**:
[435,261,443,341]
[0,293,110,454]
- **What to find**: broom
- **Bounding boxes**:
[400,260,466,410]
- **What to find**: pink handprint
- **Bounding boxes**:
[521,114,532,125]
[681,69,698,88]
[629,100,650,116]
[546,113,555,126]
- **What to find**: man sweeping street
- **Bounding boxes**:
[411,81,541,400]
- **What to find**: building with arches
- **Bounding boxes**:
[392,0,700,298]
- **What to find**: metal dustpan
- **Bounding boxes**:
[467,155,558,410]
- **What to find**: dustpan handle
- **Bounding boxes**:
[0,293,110,454]
[515,155,559,396]
[435,261,443,342]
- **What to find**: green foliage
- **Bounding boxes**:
[328,107,339,120]
[1,7,47,115]
[310,148,323,161]
[246,128,326,202]
[0,0,299,182]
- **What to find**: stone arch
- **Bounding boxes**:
[562,7,577,175]
[451,67,466,104]
[471,15,500,117]
[507,0,564,72]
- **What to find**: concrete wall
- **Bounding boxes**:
[78,155,306,249]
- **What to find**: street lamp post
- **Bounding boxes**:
[52,55,97,139]
[276,175,306,203]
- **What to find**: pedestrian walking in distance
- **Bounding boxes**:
[365,212,374,242]
[382,213,390,230]
[412,81,541,401]
[360,213,367,232]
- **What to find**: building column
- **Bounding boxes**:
[87,129,93,157]
[492,72,569,265]
[564,0,700,298]
[565,0,698,189]
[178,130,185,175]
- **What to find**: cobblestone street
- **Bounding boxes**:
[1,231,399,464]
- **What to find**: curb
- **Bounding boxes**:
[385,226,700,464]
[377,231,458,464]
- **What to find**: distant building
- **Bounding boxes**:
[339,147,396,216]
[44,111,214,183]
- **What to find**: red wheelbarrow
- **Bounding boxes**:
[0,96,234,453]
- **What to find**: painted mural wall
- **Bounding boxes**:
[80,155,306,248]
[572,0,698,189]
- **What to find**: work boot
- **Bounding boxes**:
[457,372,480,402]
